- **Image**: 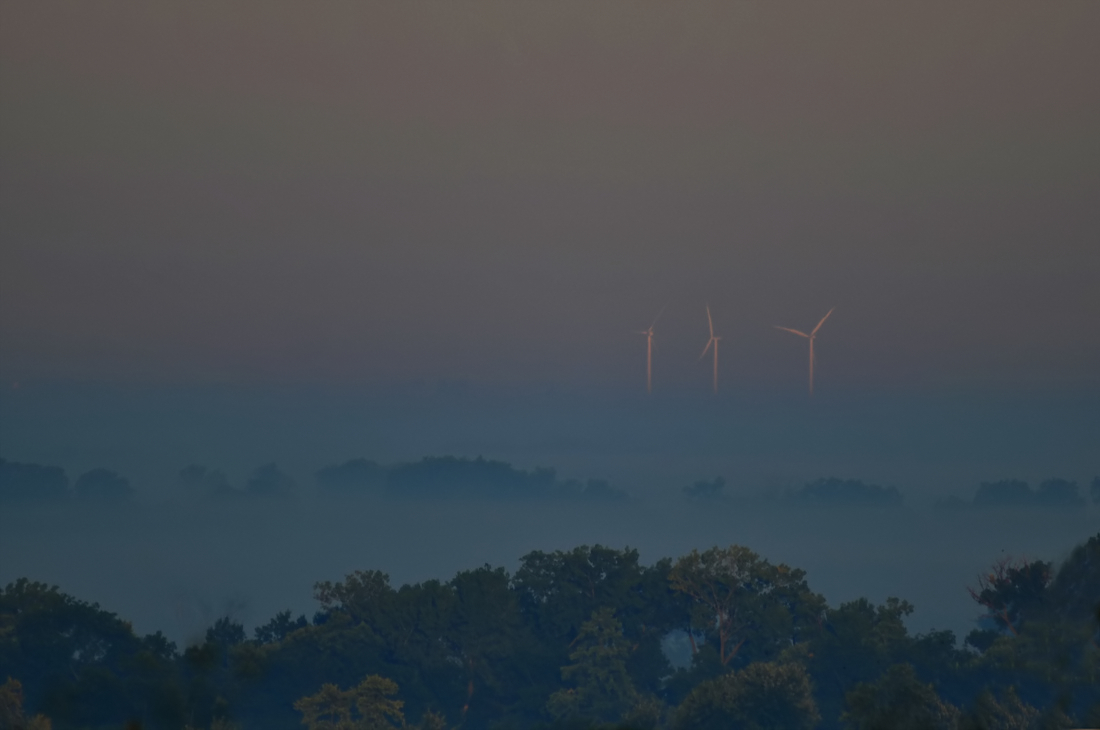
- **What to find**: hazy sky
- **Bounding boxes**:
[2,1,1098,389]
[2,3,1099,654]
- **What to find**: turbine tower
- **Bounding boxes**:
[699,305,722,394]
[775,307,834,396]
[636,306,665,394]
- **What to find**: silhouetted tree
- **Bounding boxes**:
[0,579,180,728]
[74,468,133,502]
[254,610,308,644]
[673,661,819,730]
[205,617,246,669]
[974,480,1033,507]
[682,477,725,500]
[668,545,825,667]
[957,687,1040,730]
[444,565,532,726]
[514,546,649,648]
[1035,479,1084,507]
[387,456,556,499]
[294,675,404,730]
[0,678,52,730]
[842,663,959,730]
[246,463,294,496]
[314,569,394,626]
[3,529,1098,730]
[1045,533,1100,626]
[0,459,68,501]
[546,608,637,724]
[967,558,1052,638]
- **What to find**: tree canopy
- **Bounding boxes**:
[1,534,1097,729]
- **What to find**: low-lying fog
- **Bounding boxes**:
[2,495,1096,647]
[1,381,1097,646]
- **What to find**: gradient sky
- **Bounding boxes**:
[2,3,1099,650]
[2,1,1099,389]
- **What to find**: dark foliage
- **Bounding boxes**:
[966,558,1052,638]
[842,663,959,729]
[3,534,1098,730]
[674,661,819,730]
[246,463,295,497]
[1035,479,1086,507]
[0,459,68,501]
[310,455,631,501]
[0,579,181,729]
[74,468,133,502]
[974,480,1033,507]
[387,456,557,499]
[254,610,309,644]
[973,479,1085,508]
[1045,533,1100,624]
[681,477,725,500]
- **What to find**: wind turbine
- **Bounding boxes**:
[636,306,665,394]
[775,308,834,396]
[699,305,721,394]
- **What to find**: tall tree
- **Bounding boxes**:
[673,661,820,730]
[0,579,181,729]
[545,608,637,724]
[513,545,648,645]
[294,675,405,730]
[314,570,395,628]
[968,558,1052,637]
[842,664,960,730]
[957,688,1040,730]
[668,545,824,666]
[0,678,52,730]
[444,566,531,725]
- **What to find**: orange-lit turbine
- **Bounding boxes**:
[699,305,722,394]
[775,307,834,396]
[635,305,666,393]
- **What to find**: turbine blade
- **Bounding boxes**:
[699,338,713,359]
[650,303,668,329]
[811,307,835,336]
[775,326,809,338]
[706,306,714,338]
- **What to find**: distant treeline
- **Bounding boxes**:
[0,458,133,502]
[315,456,629,501]
[2,535,1098,730]
[3,455,1098,509]
[936,478,1095,510]
[683,474,1100,509]
[682,476,907,506]
[174,457,630,502]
